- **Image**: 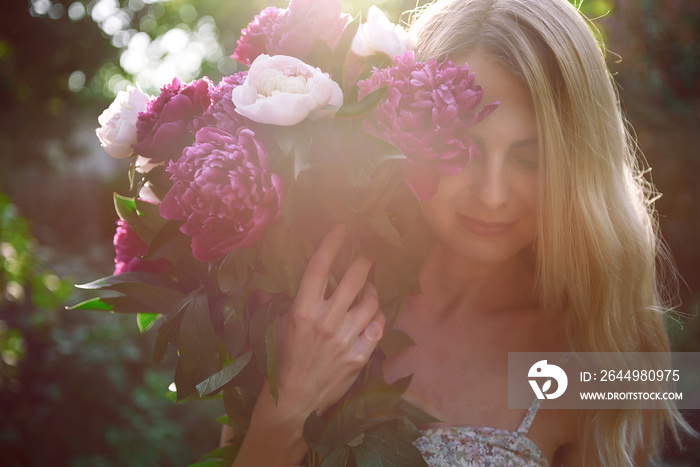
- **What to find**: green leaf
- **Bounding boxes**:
[217,248,256,294]
[347,432,364,447]
[394,417,420,443]
[347,153,403,190]
[320,446,350,467]
[335,416,404,446]
[265,320,279,405]
[351,444,383,467]
[378,329,415,358]
[76,271,177,290]
[137,312,160,332]
[394,399,441,426]
[359,375,412,416]
[178,292,220,385]
[105,295,160,315]
[66,297,113,311]
[154,305,186,364]
[113,192,169,244]
[223,387,254,434]
[335,14,360,63]
[174,353,198,401]
[114,192,137,221]
[196,350,252,397]
[135,197,169,232]
[362,426,427,467]
[222,292,249,358]
[274,124,297,156]
[248,299,280,375]
[76,273,184,313]
[187,460,229,467]
[68,294,163,315]
[336,86,387,118]
[128,156,138,190]
[141,220,187,261]
[153,294,193,363]
[107,282,184,313]
[303,411,335,455]
[199,445,239,461]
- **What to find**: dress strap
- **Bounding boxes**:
[516,351,573,436]
[516,396,541,435]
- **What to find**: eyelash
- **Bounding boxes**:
[515,156,539,170]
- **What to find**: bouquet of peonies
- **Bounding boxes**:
[78,1,497,465]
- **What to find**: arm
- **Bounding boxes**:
[226,225,385,466]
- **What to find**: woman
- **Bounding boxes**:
[225,0,692,465]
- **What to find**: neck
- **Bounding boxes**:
[415,242,536,318]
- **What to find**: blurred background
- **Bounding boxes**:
[0,0,698,465]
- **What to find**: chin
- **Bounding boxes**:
[442,235,537,268]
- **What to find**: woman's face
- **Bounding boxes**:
[421,53,540,266]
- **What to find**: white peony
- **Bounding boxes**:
[137,181,161,205]
[231,54,343,126]
[134,155,162,174]
[351,6,413,59]
[96,85,152,159]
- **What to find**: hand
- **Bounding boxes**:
[276,224,386,416]
[231,225,385,467]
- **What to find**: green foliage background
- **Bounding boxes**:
[0,0,698,465]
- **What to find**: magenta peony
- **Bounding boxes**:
[192,72,249,135]
[358,51,499,201]
[132,77,214,163]
[232,7,283,66]
[159,127,283,261]
[113,220,170,275]
[232,0,349,67]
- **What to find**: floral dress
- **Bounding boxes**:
[413,397,549,467]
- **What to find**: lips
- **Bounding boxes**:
[457,215,516,237]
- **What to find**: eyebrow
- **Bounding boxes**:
[470,135,538,150]
[511,137,538,148]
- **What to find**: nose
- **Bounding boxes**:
[471,153,509,210]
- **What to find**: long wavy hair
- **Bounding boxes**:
[408,0,694,464]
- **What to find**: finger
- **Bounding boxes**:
[354,310,386,357]
[328,255,373,313]
[343,282,380,339]
[296,224,347,305]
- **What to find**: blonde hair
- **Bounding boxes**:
[409,0,694,464]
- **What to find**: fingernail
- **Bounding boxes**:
[364,321,383,342]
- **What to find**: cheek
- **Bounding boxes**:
[511,173,539,244]
[517,173,539,214]
[521,178,540,244]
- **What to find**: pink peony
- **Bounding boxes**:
[159,127,283,262]
[232,0,350,67]
[113,220,170,275]
[192,72,249,135]
[132,77,215,163]
[358,51,499,201]
[232,7,283,66]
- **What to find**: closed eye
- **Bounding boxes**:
[468,134,540,169]
[514,155,539,170]
[509,137,539,170]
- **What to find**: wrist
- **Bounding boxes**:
[234,380,310,466]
